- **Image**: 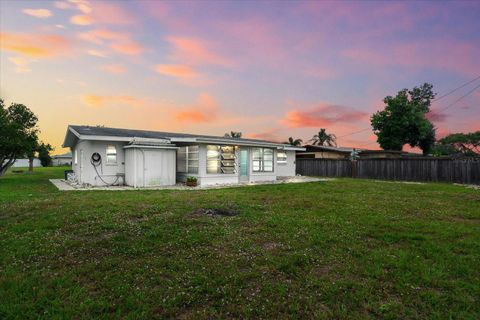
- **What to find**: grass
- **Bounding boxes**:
[0,167,479,319]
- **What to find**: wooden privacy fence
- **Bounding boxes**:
[296,158,480,184]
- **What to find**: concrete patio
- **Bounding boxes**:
[49,176,327,191]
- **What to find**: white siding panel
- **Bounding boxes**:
[276,150,296,177]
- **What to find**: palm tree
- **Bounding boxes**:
[224,131,242,138]
[310,128,337,146]
[283,137,303,146]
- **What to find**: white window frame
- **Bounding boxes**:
[277,151,287,164]
[252,148,274,172]
[177,146,199,174]
[106,145,117,164]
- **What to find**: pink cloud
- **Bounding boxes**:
[153,64,198,79]
[281,103,368,128]
[246,129,282,142]
[166,36,231,67]
[78,28,144,56]
[22,8,52,18]
[78,29,127,44]
[100,64,127,74]
[0,32,71,58]
[83,94,145,108]
[90,2,136,25]
[70,14,93,26]
[174,93,218,123]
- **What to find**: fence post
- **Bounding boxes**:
[352,160,357,178]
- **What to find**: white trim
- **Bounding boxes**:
[69,126,81,138]
[279,145,306,151]
[123,145,178,150]
[196,138,283,148]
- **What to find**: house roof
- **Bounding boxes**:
[63,125,305,150]
[52,152,72,159]
[301,145,362,153]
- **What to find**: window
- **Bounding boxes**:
[277,151,287,164]
[252,148,274,172]
[106,145,117,164]
[207,145,236,174]
[177,146,199,173]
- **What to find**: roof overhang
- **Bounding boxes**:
[62,126,173,148]
[171,137,285,148]
[123,145,178,150]
[279,146,306,151]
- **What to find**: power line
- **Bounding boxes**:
[433,74,480,102]
[437,82,480,112]
[336,75,480,140]
[336,128,370,139]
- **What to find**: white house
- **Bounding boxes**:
[62,125,304,187]
[7,158,42,168]
[52,152,72,166]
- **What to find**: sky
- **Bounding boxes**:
[1,0,479,155]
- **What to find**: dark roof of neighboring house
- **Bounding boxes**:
[301,145,363,153]
[52,152,72,158]
[66,125,297,148]
[359,150,420,155]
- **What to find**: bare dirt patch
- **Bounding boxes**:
[191,208,239,218]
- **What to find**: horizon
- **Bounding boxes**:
[1,0,479,155]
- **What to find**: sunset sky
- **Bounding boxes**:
[1,0,479,154]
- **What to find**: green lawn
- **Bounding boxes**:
[1,167,479,319]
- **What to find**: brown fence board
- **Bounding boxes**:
[296,158,480,184]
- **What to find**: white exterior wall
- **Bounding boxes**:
[124,147,176,187]
[177,144,279,186]
[71,140,126,186]
[276,150,296,177]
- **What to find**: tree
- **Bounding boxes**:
[371,83,436,155]
[432,131,480,157]
[309,128,337,146]
[283,137,303,146]
[38,143,53,167]
[0,99,39,176]
[224,131,242,138]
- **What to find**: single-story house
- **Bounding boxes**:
[296,145,420,159]
[52,152,72,166]
[358,150,420,159]
[296,145,359,159]
[5,158,42,168]
[62,125,305,187]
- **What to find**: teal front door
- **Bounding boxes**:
[239,149,249,182]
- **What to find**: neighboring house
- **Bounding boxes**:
[52,152,72,166]
[6,158,42,168]
[62,125,305,187]
[296,145,358,159]
[296,145,420,159]
[358,150,419,159]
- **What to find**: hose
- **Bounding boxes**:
[90,152,120,186]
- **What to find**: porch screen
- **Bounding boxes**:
[207,145,236,174]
